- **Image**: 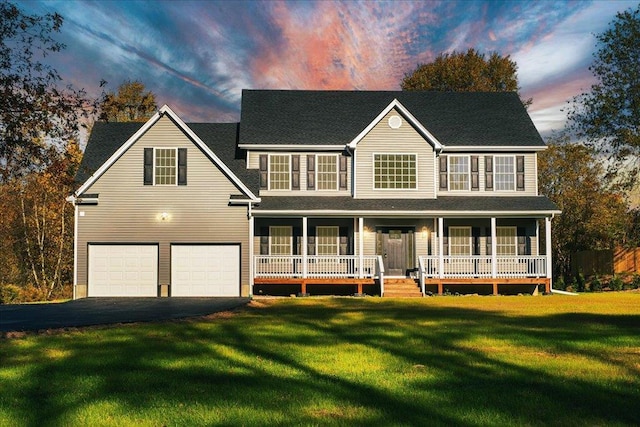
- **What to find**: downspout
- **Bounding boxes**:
[65,195,78,300]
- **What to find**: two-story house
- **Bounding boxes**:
[68,90,560,298]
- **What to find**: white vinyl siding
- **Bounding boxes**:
[154,148,177,185]
[270,226,292,255]
[494,156,515,191]
[449,227,471,256]
[316,226,339,255]
[316,155,338,190]
[269,155,290,190]
[449,156,469,191]
[373,153,417,189]
[496,227,517,255]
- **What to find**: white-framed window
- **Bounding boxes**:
[449,227,472,256]
[316,226,339,255]
[154,148,177,185]
[269,226,292,255]
[269,155,290,190]
[449,156,469,191]
[496,227,517,255]
[494,156,515,191]
[316,155,338,190]
[374,153,417,189]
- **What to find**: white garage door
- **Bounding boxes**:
[171,245,240,297]
[88,245,158,297]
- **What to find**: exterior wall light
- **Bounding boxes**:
[160,212,170,221]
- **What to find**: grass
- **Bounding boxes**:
[1,293,639,426]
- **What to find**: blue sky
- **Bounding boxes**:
[21,0,639,137]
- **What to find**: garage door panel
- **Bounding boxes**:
[171,245,240,297]
[89,245,158,297]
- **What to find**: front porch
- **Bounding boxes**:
[250,215,554,297]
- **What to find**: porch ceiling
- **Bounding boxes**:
[252,196,560,217]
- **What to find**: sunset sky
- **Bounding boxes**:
[21,0,638,138]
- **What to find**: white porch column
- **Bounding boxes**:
[302,216,308,278]
[358,217,364,278]
[249,215,254,296]
[438,217,444,279]
[546,216,553,282]
[491,217,497,278]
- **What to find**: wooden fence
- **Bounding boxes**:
[572,247,640,276]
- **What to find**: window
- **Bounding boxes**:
[374,154,416,189]
[269,155,290,190]
[316,226,339,255]
[496,227,517,255]
[316,155,338,190]
[449,227,471,256]
[154,148,177,185]
[269,226,292,255]
[494,156,515,191]
[449,156,469,191]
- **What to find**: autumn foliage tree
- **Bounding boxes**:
[99,80,157,123]
[402,48,531,107]
[0,2,93,301]
[538,135,629,280]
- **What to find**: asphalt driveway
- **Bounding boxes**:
[0,297,250,332]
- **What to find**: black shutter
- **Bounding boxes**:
[144,148,153,185]
[339,156,348,190]
[259,155,268,190]
[485,228,492,255]
[291,155,300,190]
[516,156,525,191]
[339,227,349,255]
[307,228,316,256]
[472,227,481,255]
[260,227,269,255]
[178,148,187,185]
[517,227,529,255]
[442,234,449,256]
[485,156,493,190]
[471,156,479,190]
[293,227,302,255]
[439,155,448,189]
[307,155,315,190]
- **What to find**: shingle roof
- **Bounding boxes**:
[253,196,560,215]
[238,90,545,147]
[76,121,259,195]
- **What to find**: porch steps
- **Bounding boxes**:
[383,278,423,298]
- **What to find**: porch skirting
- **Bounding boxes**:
[423,277,551,295]
[253,277,375,296]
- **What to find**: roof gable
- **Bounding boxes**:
[238,90,545,148]
[75,105,258,200]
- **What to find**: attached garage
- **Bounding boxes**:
[171,244,240,297]
[88,244,158,297]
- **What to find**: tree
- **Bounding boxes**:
[401,48,531,107]
[538,134,630,279]
[568,5,640,189]
[0,1,90,181]
[99,80,157,122]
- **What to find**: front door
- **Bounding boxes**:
[377,228,415,276]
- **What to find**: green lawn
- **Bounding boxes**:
[1,293,639,426]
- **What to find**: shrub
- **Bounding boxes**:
[608,276,624,291]
[575,273,587,293]
[632,274,640,290]
[590,276,603,292]
[0,284,21,304]
[554,276,566,291]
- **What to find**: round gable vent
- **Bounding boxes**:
[388,115,402,129]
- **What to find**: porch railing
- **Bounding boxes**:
[254,255,383,279]
[418,255,547,279]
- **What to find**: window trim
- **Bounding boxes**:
[493,155,516,192]
[315,154,339,191]
[268,154,291,191]
[449,226,472,256]
[448,155,470,191]
[496,226,517,256]
[153,147,178,186]
[372,153,418,190]
[269,226,292,255]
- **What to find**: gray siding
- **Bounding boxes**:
[76,116,250,297]
[354,109,436,199]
